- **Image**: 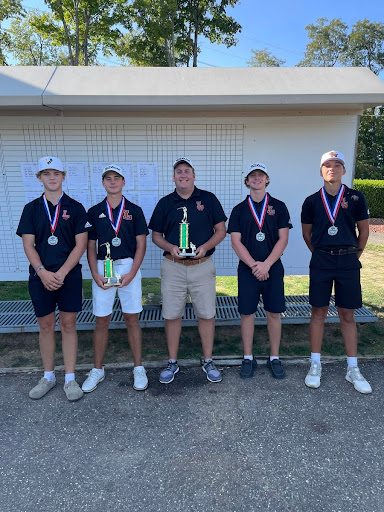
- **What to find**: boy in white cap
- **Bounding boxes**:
[301,150,371,393]
[228,163,292,379]
[82,165,149,393]
[17,156,90,401]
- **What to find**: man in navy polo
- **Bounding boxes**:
[17,156,90,401]
[301,150,371,393]
[228,163,292,379]
[149,157,227,384]
[82,165,149,393]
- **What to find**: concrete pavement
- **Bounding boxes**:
[1,360,383,512]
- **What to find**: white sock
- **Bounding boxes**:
[347,357,358,368]
[93,367,104,374]
[311,353,321,365]
[65,373,75,384]
[270,356,279,361]
[44,371,55,382]
[169,359,177,364]
[134,365,144,370]
[204,358,213,363]
[244,355,253,360]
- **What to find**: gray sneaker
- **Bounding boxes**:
[63,380,84,401]
[29,377,56,399]
[159,361,179,384]
[202,360,222,383]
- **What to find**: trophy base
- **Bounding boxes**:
[179,248,196,257]
[104,277,122,287]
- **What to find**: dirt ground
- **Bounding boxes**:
[369,218,384,244]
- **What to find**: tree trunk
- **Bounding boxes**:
[57,0,75,65]
[74,0,80,65]
[83,7,90,66]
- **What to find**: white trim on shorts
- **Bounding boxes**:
[92,258,143,317]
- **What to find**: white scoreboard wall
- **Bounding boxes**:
[0,115,359,281]
[1,119,244,280]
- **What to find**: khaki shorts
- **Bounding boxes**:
[161,257,216,320]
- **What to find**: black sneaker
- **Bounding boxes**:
[240,358,257,379]
[266,359,285,379]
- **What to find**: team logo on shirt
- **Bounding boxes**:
[341,198,348,209]
[99,213,106,218]
[62,210,70,220]
[267,205,275,216]
[123,209,132,220]
[84,221,92,228]
[196,201,204,211]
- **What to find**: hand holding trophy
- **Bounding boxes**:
[99,242,121,287]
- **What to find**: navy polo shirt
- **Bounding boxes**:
[149,187,227,256]
[301,186,369,249]
[228,194,292,265]
[17,193,90,275]
[87,196,149,260]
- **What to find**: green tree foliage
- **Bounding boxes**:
[298,17,384,180]
[8,10,69,65]
[342,19,384,74]
[118,0,241,67]
[298,18,348,67]
[36,0,126,65]
[247,49,285,67]
[356,107,384,180]
[0,0,24,65]
[184,0,241,67]
[115,0,189,67]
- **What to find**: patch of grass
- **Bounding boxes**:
[0,282,31,301]
[1,244,383,368]
[284,275,309,295]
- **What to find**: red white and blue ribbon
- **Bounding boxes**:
[248,194,268,230]
[320,185,345,225]
[106,197,125,235]
[43,193,63,234]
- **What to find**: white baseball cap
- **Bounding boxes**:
[246,162,268,176]
[173,157,194,169]
[320,151,345,167]
[102,164,125,179]
[38,156,64,172]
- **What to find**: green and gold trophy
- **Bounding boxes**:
[178,206,196,256]
[100,242,121,287]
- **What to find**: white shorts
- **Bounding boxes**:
[92,258,143,317]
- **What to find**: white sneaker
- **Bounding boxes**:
[133,366,148,391]
[345,367,372,394]
[305,362,322,388]
[82,368,105,393]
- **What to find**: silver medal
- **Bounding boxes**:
[328,226,338,236]
[256,232,265,242]
[112,237,121,247]
[48,235,58,246]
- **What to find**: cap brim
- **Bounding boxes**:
[321,159,344,166]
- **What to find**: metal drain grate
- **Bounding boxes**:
[0,295,377,333]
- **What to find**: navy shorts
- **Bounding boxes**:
[238,260,285,315]
[309,250,362,309]
[28,271,83,318]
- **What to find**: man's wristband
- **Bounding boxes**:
[35,265,45,276]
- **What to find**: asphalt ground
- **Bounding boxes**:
[1,360,383,512]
